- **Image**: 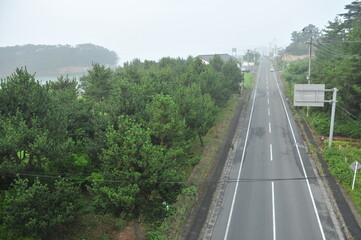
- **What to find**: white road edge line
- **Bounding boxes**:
[270,144,273,161]
[223,62,261,240]
[273,72,326,240]
[269,122,272,133]
[272,182,276,240]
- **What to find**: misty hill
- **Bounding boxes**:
[0,44,118,78]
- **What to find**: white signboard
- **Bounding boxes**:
[350,161,361,190]
[294,84,325,107]
[350,161,361,171]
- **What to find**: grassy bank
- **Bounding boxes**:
[323,141,361,212]
[244,72,255,89]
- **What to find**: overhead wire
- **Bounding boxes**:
[0,170,359,184]
[324,90,361,122]
[336,103,361,122]
[319,40,361,43]
[313,41,361,59]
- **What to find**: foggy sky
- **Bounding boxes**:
[0,0,352,64]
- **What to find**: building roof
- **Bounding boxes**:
[196,54,237,63]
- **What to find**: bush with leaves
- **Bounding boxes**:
[1,178,81,238]
[88,117,184,220]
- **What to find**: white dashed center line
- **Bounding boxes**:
[272,182,276,240]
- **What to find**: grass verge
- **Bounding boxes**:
[244,72,255,89]
[323,141,361,213]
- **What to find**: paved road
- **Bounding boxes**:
[210,58,340,240]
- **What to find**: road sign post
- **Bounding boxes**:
[294,85,338,148]
[350,161,361,190]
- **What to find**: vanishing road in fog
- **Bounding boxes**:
[210,58,340,240]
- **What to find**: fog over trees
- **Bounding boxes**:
[0,44,118,78]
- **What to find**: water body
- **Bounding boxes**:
[36,72,87,84]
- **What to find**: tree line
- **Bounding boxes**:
[0,44,119,78]
[0,55,243,239]
[284,24,321,56]
[282,0,361,138]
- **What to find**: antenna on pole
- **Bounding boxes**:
[232,48,237,57]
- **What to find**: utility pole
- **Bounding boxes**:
[254,49,256,63]
[303,28,313,117]
[328,88,338,148]
[306,32,312,117]
[307,31,312,84]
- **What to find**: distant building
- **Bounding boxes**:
[197,54,241,68]
[282,54,308,62]
[240,61,255,72]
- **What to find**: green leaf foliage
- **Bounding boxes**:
[1,178,81,238]
[1,54,241,237]
[281,3,361,137]
[146,94,188,147]
[0,69,74,173]
[89,117,184,220]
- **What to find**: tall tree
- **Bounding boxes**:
[0,68,72,172]
[175,84,218,146]
[339,0,361,30]
[89,117,183,219]
[146,94,188,147]
[285,24,320,55]
[80,63,113,102]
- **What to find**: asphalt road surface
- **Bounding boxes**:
[210,58,340,240]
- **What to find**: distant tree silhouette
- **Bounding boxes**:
[0,44,118,77]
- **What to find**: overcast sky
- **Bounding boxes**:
[0,0,352,64]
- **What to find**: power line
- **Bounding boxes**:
[337,104,361,122]
[324,96,361,122]
[314,42,361,59]
[0,171,358,184]
[318,40,361,43]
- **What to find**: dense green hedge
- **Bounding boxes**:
[311,112,361,139]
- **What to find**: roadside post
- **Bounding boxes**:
[350,161,361,191]
[294,84,338,148]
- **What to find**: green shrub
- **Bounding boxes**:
[1,178,82,238]
[147,231,167,240]
[311,113,361,138]
[0,225,38,240]
[115,219,127,230]
[181,185,197,196]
